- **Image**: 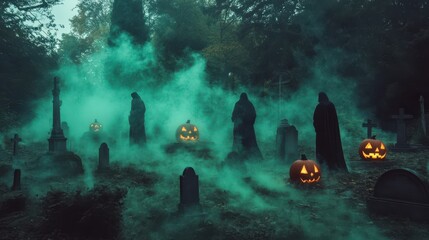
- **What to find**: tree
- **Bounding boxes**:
[0,0,59,129]
[108,0,149,46]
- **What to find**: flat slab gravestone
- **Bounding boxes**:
[276,119,298,162]
[98,142,110,171]
[367,168,429,221]
[178,167,201,214]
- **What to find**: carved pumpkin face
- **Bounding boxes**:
[176,120,199,143]
[359,136,387,160]
[89,119,103,133]
[289,155,321,184]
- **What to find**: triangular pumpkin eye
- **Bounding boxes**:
[314,165,319,173]
[380,143,385,150]
[300,165,308,174]
[365,143,373,149]
[181,127,187,132]
[193,127,198,132]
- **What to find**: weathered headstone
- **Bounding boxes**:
[391,108,413,149]
[98,142,110,171]
[11,169,21,191]
[362,119,377,139]
[419,96,426,136]
[61,121,70,138]
[276,119,298,162]
[367,169,429,221]
[48,77,67,152]
[178,167,201,213]
[10,133,22,156]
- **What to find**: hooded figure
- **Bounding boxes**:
[313,92,348,171]
[129,92,146,145]
[231,92,263,160]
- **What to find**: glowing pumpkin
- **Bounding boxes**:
[176,120,199,143]
[359,136,387,160]
[89,119,103,133]
[289,154,321,184]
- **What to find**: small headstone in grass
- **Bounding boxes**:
[98,142,110,171]
[178,167,201,214]
[276,119,298,163]
[367,168,429,221]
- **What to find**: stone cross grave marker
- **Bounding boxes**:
[178,167,201,213]
[391,108,413,148]
[11,169,21,191]
[10,133,22,156]
[367,168,429,221]
[276,119,298,162]
[98,142,109,171]
[362,119,377,139]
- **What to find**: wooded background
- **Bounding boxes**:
[1,0,429,132]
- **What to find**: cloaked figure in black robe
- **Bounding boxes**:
[129,92,146,145]
[313,92,348,171]
[231,93,263,160]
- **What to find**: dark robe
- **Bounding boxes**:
[129,92,146,145]
[313,92,348,171]
[231,93,263,160]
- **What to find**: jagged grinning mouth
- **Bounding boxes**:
[300,176,321,183]
[180,135,197,141]
[362,151,386,159]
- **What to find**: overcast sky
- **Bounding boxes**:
[51,0,78,38]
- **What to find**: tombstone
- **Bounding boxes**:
[61,121,70,138]
[48,77,67,152]
[276,119,298,162]
[10,133,22,156]
[362,119,377,139]
[391,108,413,150]
[367,169,429,221]
[98,142,110,171]
[178,167,201,213]
[11,169,21,191]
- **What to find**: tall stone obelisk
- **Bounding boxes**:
[48,77,67,152]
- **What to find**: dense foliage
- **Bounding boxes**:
[2,0,429,130]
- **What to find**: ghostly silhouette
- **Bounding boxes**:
[313,92,348,171]
[231,92,263,160]
[129,92,146,145]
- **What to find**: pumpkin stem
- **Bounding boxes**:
[186,120,190,123]
[301,154,307,160]
[371,135,376,139]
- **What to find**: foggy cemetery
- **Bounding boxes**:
[2,1,429,240]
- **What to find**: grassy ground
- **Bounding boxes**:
[0,140,428,240]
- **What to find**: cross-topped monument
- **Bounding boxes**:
[362,119,377,139]
[10,133,22,156]
[48,77,67,152]
[391,108,413,148]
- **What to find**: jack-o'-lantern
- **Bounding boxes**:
[289,154,321,184]
[176,120,199,143]
[359,136,387,160]
[89,119,103,133]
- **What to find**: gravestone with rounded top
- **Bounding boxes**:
[367,168,429,221]
[178,167,201,213]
